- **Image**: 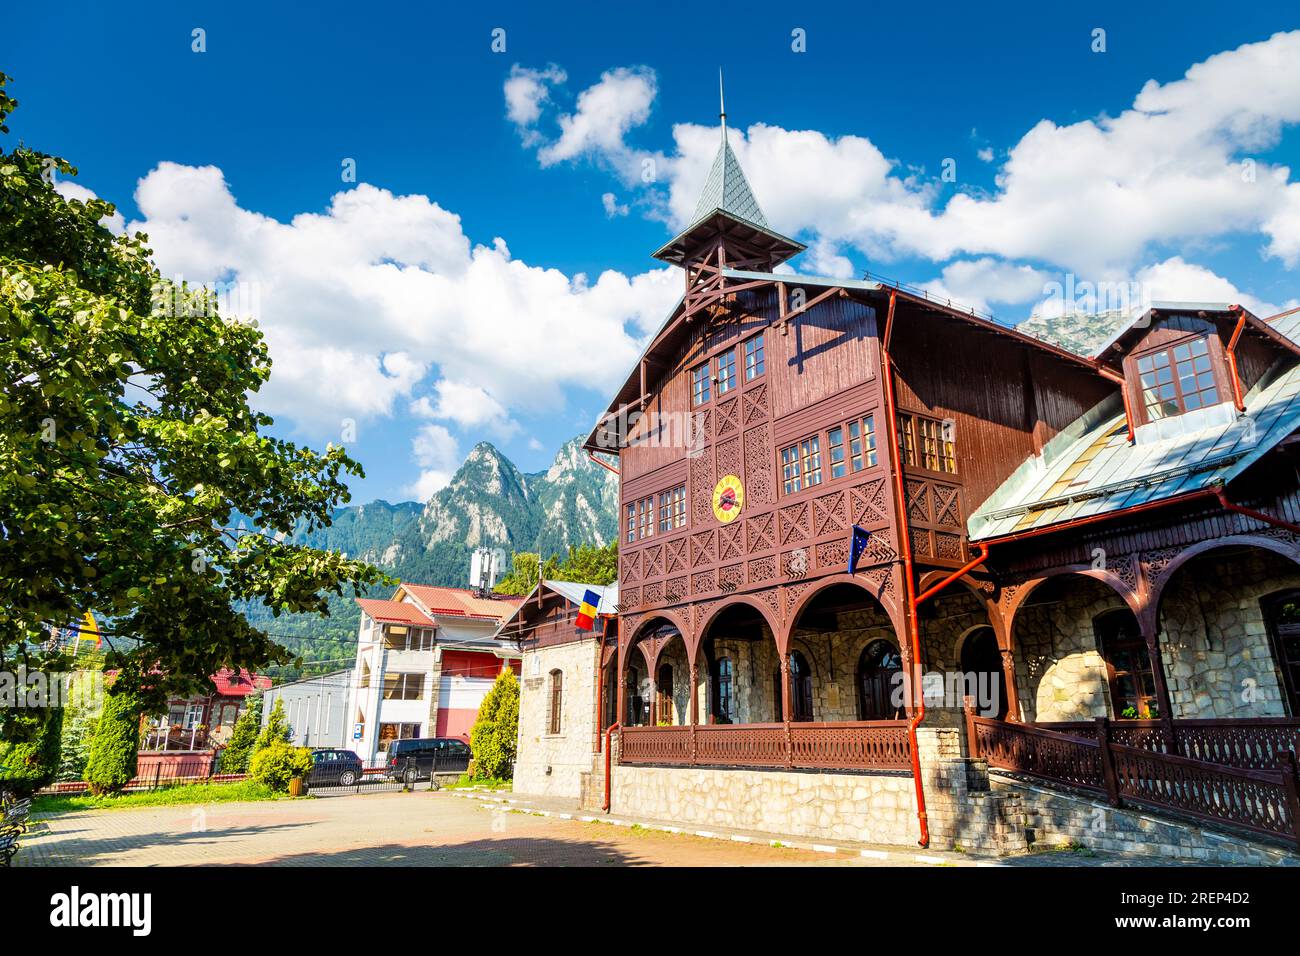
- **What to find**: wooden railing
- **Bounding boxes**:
[620,721,912,772]
[970,715,1300,847]
[1033,718,1300,771]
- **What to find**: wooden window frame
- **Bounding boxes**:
[1133,333,1224,421]
[716,348,737,396]
[1094,610,1158,719]
[691,360,711,406]
[896,411,956,475]
[743,332,766,381]
[657,484,686,533]
[548,669,563,735]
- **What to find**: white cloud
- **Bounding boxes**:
[504,64,567,143]
[919,258,1054,314]
[511,65,661,184]
[126,163,681,439]
[521,32,1300,281]
[406,423,460,499]
[601,192,629,218]
[976,147,994,163]
[413,379,519,437]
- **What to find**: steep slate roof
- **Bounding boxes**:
[969,359,1300,540]
[692,137,770,229]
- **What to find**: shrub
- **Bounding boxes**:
[469,669,519,780]
[220,695,262,774]
[0,698,66,797]
[248,742,312,793]
[83,685,143,796]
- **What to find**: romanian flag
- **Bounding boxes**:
[80,610,103,648]
[575,589,600,632]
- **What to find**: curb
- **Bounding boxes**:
[448,789,990,867]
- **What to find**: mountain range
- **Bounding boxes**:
[245,435,618,672]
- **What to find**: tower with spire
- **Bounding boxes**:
[652,73,804,321]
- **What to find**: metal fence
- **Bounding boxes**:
[306,749,471,796]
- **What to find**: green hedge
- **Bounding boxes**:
[469,669,519,780]
[83,687,142,795]
[248,742,312,792]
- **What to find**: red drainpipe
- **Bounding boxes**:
[588,449,620,476]
[1096,366,1136,444]
[879,289,931,847]
[1215,487,1300,535]
[602,722,620,812]
[1225,305,1248,413]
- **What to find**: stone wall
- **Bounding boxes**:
[1012,577,1118,722]
[1158,549,1294,718]
[514,638,599,800]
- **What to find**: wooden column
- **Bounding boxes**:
[780,653,793,767]
[1000,647,1022,722]
[688,663,698,726]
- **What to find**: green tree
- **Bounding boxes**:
[219,693,262,774]
[0,651,69,796]
[493,541,617,595]
[55,668,104,782]
[0,72,388,718]
[253,697,290,754]
[83,683,143,795]
[469,669,519,779]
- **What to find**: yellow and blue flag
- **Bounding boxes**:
[79,610,103,648]
[575,589,600,631]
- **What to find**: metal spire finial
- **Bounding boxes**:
[719,68,727,142]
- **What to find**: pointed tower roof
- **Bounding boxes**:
[652,78,804,268]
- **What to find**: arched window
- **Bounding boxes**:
[548,669,563,734]
[656,664,674,725]
[1094,609,1157,719]
[857,639,904,720]
[711,657,734,724]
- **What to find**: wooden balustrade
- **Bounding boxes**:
[619,721,911,773]
[1029,717,1300,770]
[970,714,1300,847]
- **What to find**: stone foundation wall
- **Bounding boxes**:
[514,639,599,800]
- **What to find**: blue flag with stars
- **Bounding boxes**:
[847,525,871,574]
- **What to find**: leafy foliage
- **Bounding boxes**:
[469,669,519,780]
[55,668,103,782]
[0,652,69,796]
[494,541,618,595]
[219,693,262,774]
[253,697,290,753]
[248,742,312,792]
[83,684,143,795]
[0,71,389,714]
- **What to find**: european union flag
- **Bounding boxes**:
[847,525,871,574]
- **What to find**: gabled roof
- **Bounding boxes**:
[969,357,1300,540]
[356,598,435,627]
[397,584,523,622]
[492,579,618,641]
[1092,302,1299,368]
[210,668,272,697]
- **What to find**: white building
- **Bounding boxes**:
[261,669,353,749]
[346,583,522,764]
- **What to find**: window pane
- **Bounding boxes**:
[781,444,801,495]
[863,414,878,467]
[692,362,710,405]
[828,426,846,478]
[717,349,737,395]
[744,334,766,380]
[802,436,822,487]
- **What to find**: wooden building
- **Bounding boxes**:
[571,104,1300,855]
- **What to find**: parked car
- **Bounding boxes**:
[308,748,364,787]
[385,737,471,784]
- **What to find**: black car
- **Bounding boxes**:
[308,748,364,787]
[385,737,471,784]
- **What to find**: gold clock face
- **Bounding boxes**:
[712,474,745,523]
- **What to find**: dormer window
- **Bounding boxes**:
[1137,335,1219,420]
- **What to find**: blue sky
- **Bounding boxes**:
[5,1,1299,504]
